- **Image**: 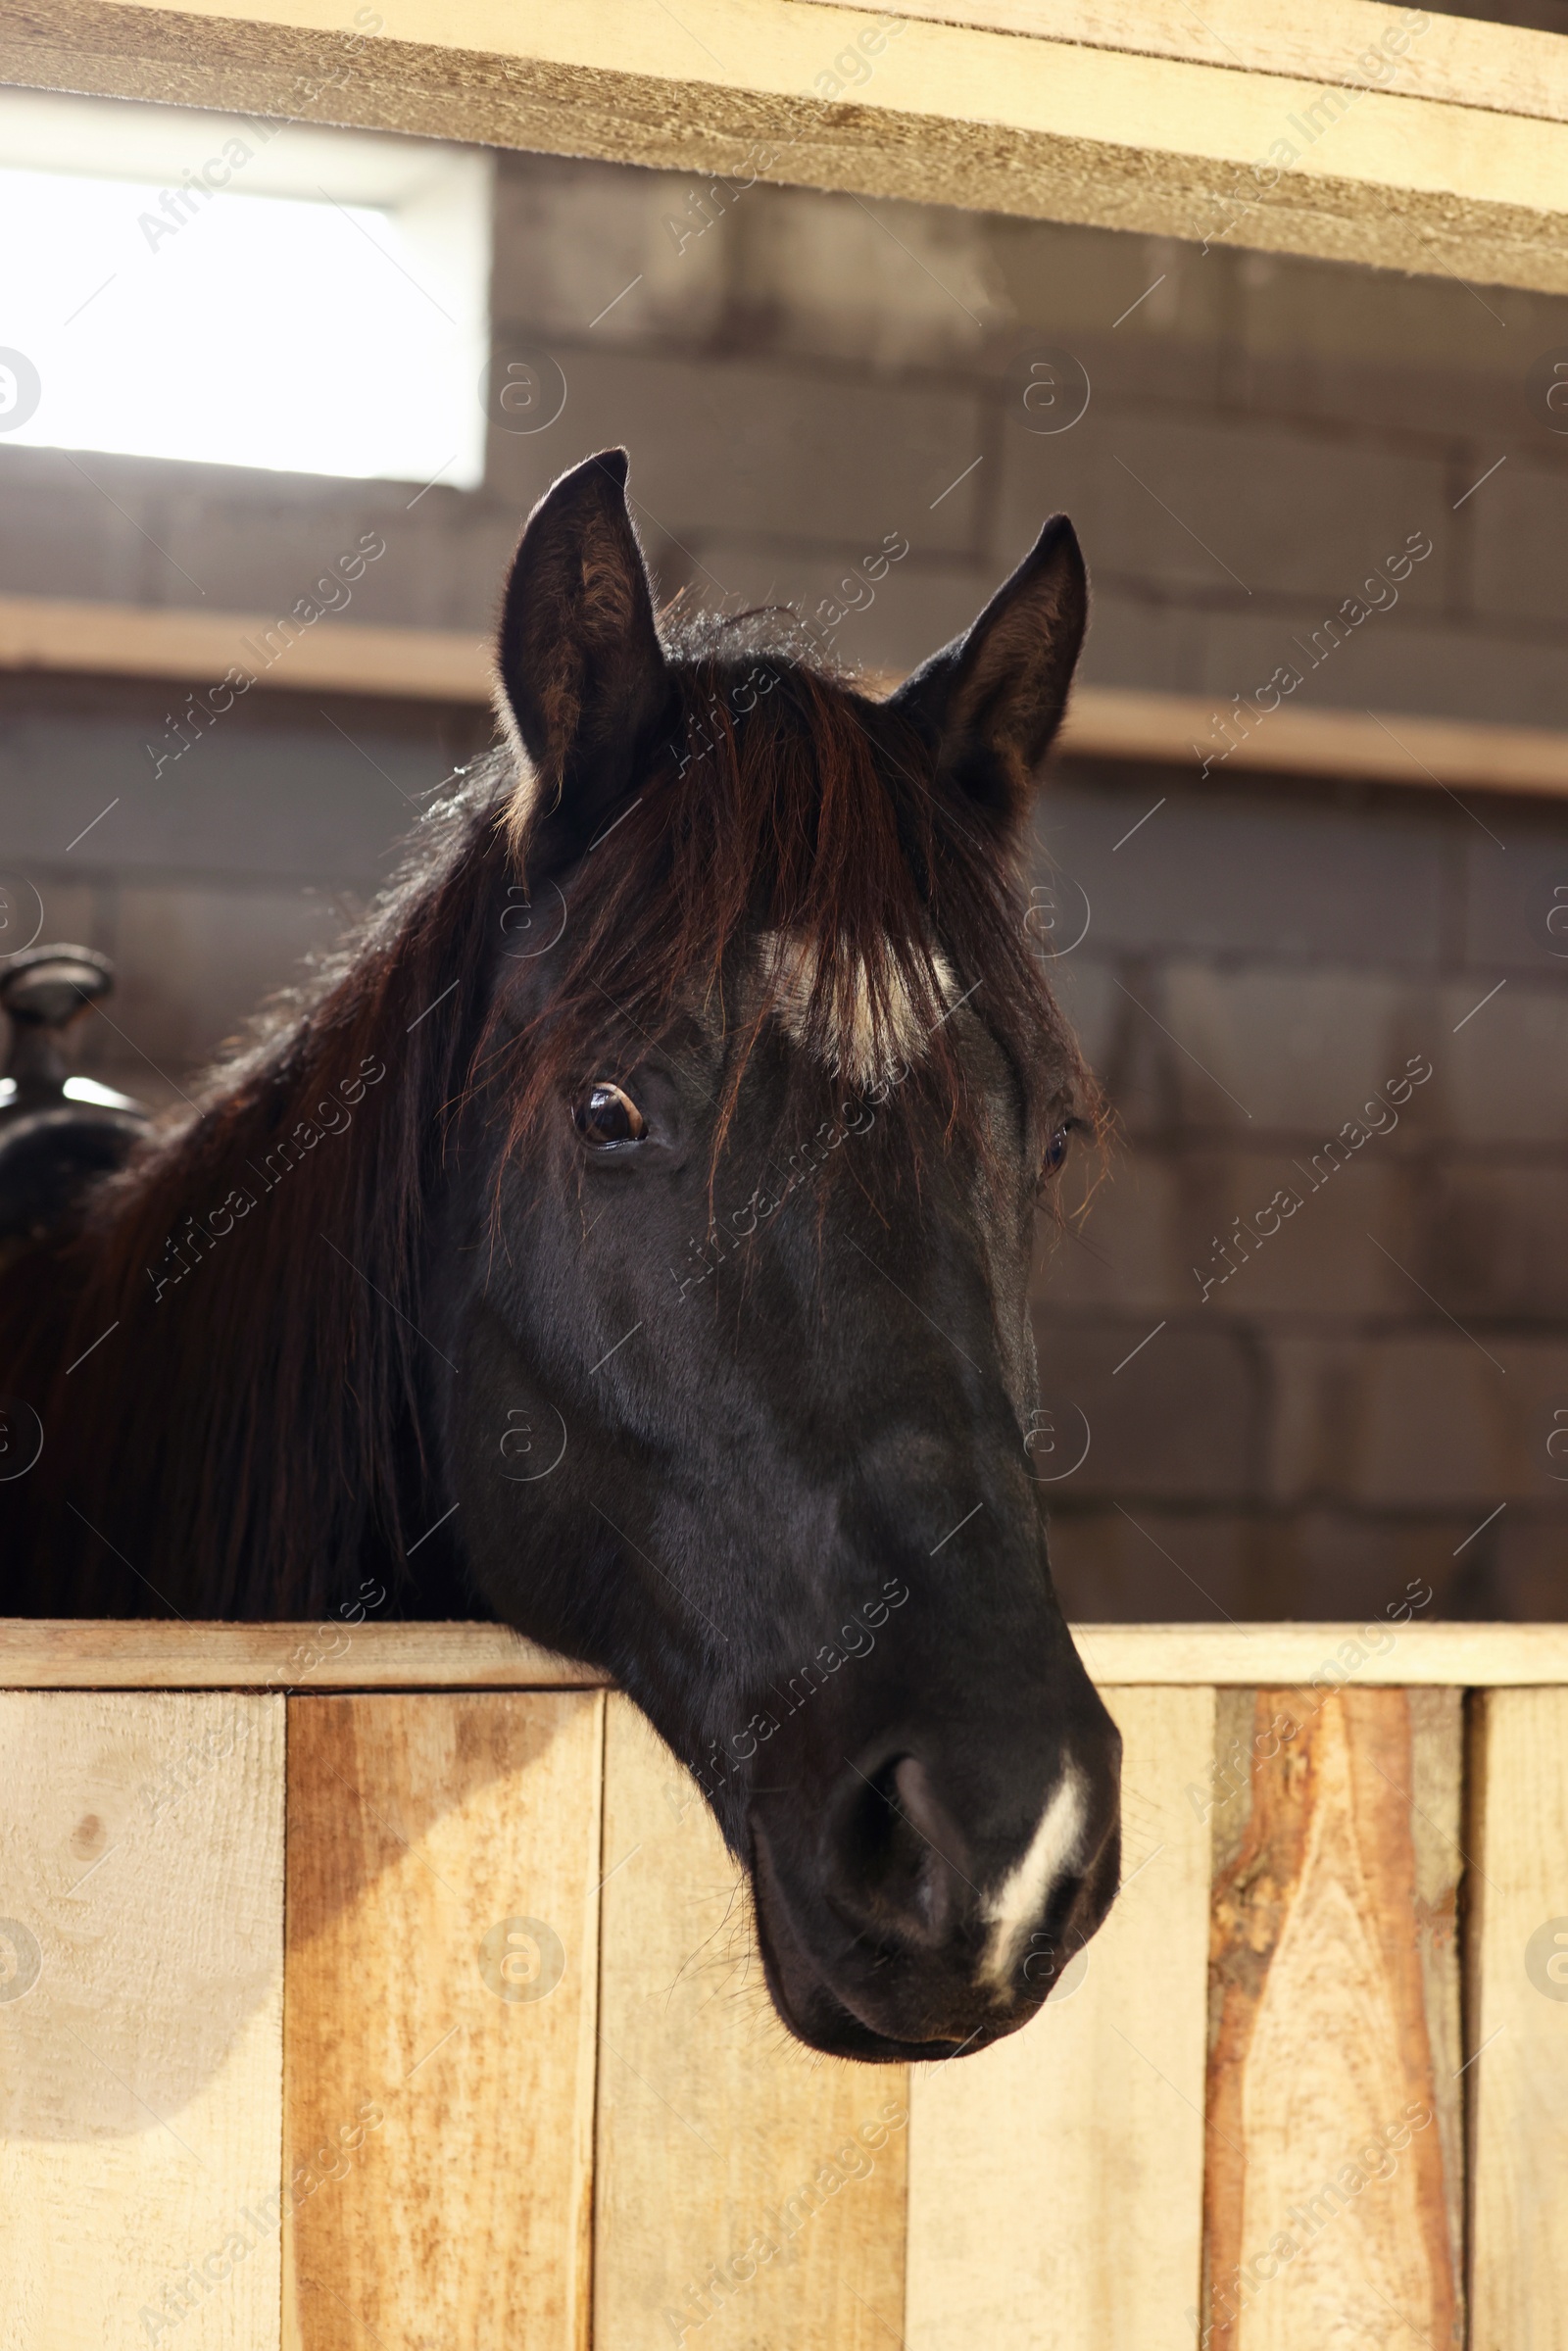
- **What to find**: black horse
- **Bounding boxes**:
[0,450,1120,2064]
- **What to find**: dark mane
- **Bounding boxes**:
[1,615,1090,1618]
[3,762,512,1617]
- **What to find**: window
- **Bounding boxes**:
[0,88,492,486]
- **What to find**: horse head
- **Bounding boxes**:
[439,450,1122,2061]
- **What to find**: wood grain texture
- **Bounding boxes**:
[0,1618,609,1690]
[0,1691,284,2351]
[594,1695,906,2351]
[0,592,489,701]
[282,1693,603,2351]
[906,1686,1213,2349]
[8,1619,1568,1690]
[1065,692,1568,802]
[1202,1688,1463,2350]
[1069,1621,1565,1689]
[9,0,1568,295]
[810,0,1568,124]
[1468,1689,1568,2351]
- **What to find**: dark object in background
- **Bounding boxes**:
[0,947,146,1246]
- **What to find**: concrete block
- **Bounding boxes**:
[1073,583,1210,696]
[1227,246,1568,441]
[0,448,160,603]
[1471,453,1568,626]
[491,151,729,347]
[484,346,987,558]
[991,216,1230,358]
[1034,1141,1409,1321]
[1032,1146,1186,1318]
[151,473,410,618]
[1029,1308,1262,1502]
[1029,781,1447,969]
[1036,951,1121,1082]
[339,501,524,634]
[0,445,522,636]
[996,405,1449,612]
[1246,1508,1500,1623]
[1439,976,1568,1143]
[1173,1147,1411,1318]
[1189,603,1568,732]
[803,556,984,680]
[1157,963,1439,1131]
[1424,1166,1568,1321]
[1045,1504,1252,1623]
[730,185,1010,370]
[112,881,346,1076]
[1492,1520,1568,1620]
[1269,1333,1568,1508]
[990,321,1229,432]
[1461,812,1568,976]
[0,679,452,884]
[1265,1336,1362,1505]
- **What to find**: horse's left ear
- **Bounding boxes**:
[886,514,1086,834]
[494,447,675,855]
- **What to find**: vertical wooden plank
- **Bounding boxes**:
[0,1691,284,2351]
[905,1685,1215,2350]
[595,1695,907,2351]
[283,1691,603,2351]
[1469,1687,1568,2351]
[1202,1688,1464,2350]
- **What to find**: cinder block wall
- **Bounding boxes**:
[1031,763,1568,1625]
[1,141,1566,1618]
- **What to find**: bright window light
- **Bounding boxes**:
[0,90,492,486]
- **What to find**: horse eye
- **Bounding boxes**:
[574,1082,647,1149]
[1041,1124,1072,1177]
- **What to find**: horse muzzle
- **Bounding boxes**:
[746,1723,1123,2063]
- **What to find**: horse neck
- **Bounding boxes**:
[11,792,511,1619]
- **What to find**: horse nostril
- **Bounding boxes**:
[828,1752,972,1949]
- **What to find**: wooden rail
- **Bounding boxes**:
[1,1616,1565,2346]
[5,591,1566,799]
[6,0,1568,293]
[0,591,493,707]
[3,1614,1568,1687]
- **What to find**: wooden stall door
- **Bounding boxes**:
[0,1691,285,2351]
[906,1685,1214,2350]
[283,1691,604,2351]
[1203,1689,1464,2351]
[594,1696,908,2351]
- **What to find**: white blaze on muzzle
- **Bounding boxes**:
[978,1767,1088,1993]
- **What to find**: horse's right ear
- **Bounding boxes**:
[885,514,1087,839]
[494,448,675,857]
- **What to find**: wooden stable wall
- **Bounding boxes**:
[0,1623,1565,2350]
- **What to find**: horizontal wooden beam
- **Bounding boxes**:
[5,591,1564,801]
[5,0,1568,294]
[821,0,1568,130]
[0,592,491,705]
[1061,686,1568,802]
[2,1618,1565,1690]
